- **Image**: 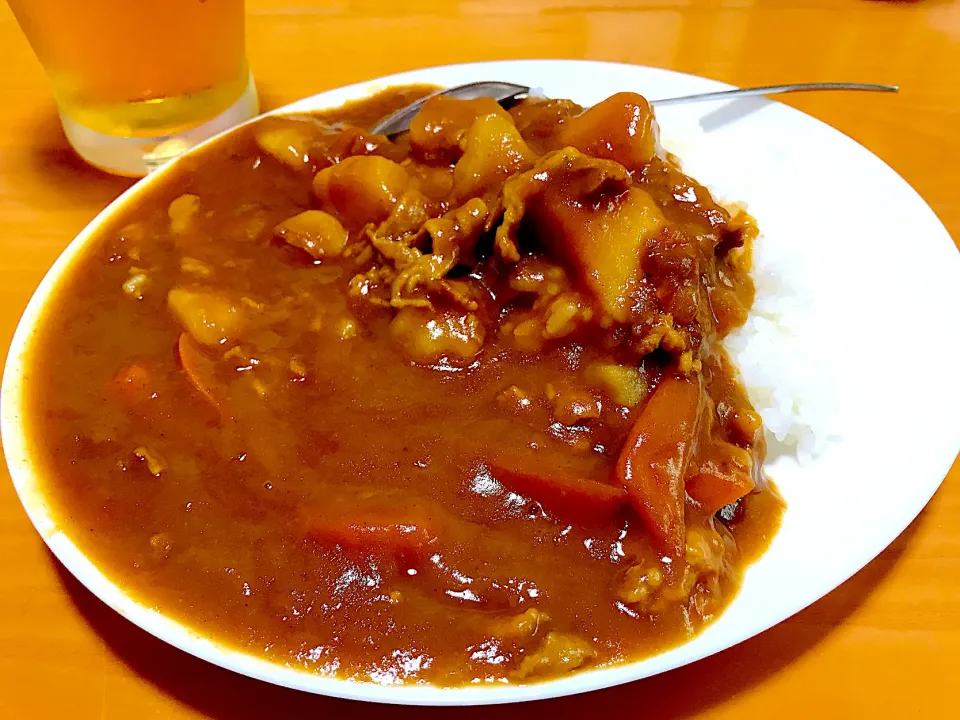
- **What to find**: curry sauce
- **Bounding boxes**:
[25,86,782,685]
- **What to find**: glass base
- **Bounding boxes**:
[60,74,259,177]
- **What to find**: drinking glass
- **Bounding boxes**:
[7,0,259,176]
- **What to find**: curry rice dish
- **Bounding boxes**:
[22,86,783,685]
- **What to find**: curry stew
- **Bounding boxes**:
[26,86,782,685]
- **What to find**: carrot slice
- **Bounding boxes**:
[614,373,703,556]
[687,441,756,515]
[176,332,223,407]
[304,508,440,561]
[489,465,627,524]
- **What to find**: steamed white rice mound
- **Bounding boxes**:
[723,234,834,463]
[660,121,835,463]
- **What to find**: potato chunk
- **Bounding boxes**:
[512,632,596,680]
[453,113,534,201]
[255,124,315,170]
[390,307,485,366]
[122,271,149,299]
[167,288,244,347]
[585,363,647,407]
[618,563,664,607]
[313,155,410,231]
[558,92,660,171]
[256,116,403,172]
[274,210,348,260]
[490,608,549,639]
[540,186,667,322]
[410,95,509,163]
[168,194,199,234]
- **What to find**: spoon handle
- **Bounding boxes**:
[371,81,529,136]
[651,82,898,107]
[370,81,899,136]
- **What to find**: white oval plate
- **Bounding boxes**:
[3,60,960,706]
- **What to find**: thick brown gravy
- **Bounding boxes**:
[24,85,782,685]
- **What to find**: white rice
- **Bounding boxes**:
[723,234,833,463]
[660,124,834,463]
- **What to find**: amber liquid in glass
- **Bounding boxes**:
[8,0,255,174]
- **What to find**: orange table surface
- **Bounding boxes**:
[1,1,958,717]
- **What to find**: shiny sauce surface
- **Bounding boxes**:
[26,86,782,685]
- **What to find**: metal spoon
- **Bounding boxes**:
[370,81,898,137]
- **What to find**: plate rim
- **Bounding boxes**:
[2,58,958,706]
